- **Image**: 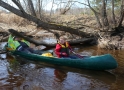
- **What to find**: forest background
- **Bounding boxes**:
[0,0,124,50]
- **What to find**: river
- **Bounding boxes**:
[0,42,124,90]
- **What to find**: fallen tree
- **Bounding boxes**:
[9,29,96,47]
[0,0,91,37]
[1,0,123,50]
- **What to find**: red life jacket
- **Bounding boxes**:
[58,42,70,57]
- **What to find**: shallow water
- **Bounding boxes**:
[0,43,124,90]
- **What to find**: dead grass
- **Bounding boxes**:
[0,11,37,33]
[50,14,96,26]
[0,12,34,27]
[0,11,98,38]
[0,13,21,24]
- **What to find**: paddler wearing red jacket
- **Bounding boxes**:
[55,36,73,58]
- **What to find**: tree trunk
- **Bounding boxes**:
[111,0,116,25]
[37,0,42,19]
[27,0,36,16]
[60,0,73,15]
[87,0,102,28]
[101,0,109,27]
[118,0,124,27]
[8,29,95,47]
[0,0,89,37]
[50,0,54,16]
[12,0,25,13]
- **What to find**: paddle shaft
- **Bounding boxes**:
[71,51,87,58]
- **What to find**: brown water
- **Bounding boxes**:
[0,45,124,90]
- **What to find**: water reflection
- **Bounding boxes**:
[5,60,116,90]
[110,75,124,90]
[54,69,67,82]
[0,60,9,89]
[0,59,24,90]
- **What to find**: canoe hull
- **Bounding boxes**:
[11,51,118,70]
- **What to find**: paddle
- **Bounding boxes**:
[71,50,88,58]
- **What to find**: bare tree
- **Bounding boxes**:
[101,0,109,27]
[87,0,102,28]
[37,0,42,19]
[60,0,74,15]
[12,0,25,13]
[22,0,29,12]
[0,0,89,37]
[35,0,43,19]
[111,0,116,25]
[1,0,124,39]
[118,0,124,27]
[27,0,36,16]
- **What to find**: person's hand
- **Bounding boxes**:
[62,53,67,56]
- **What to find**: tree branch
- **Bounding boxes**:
[9,29,95,47]
[12,0,25,13]
[0,0,89,37]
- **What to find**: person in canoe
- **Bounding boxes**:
[7,34,34,53]
[15,36,34,53]
[55,36,78,59]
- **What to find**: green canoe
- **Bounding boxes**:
[11,51,118,70]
